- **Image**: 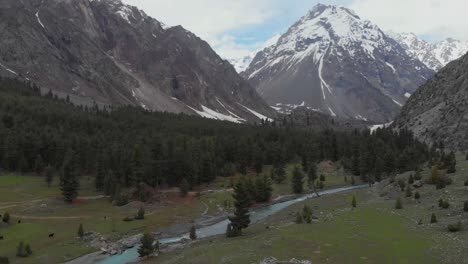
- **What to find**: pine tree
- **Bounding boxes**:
[95,154,105,192]
[228,180,250,237]
[405,186,412,197]
[307,164,318,190]
[60,150,80,203]
[34,154,44,175]
[16,242,25,257]
[302,205,312,223]
[138,233,155,257]
[352,196,357,208]
[179,178,190,198]
[273,163,286,184]
[25,244,32,256]
[292,166,304,194]
[78,223,84,238]
[255,175,272,203]
[430,213,437,223]
[414,192,420,201]
[395,198,403,209]
[189,225,197,240]
[135,206,145,220]
[0,256,9,264]
[464,201,468,212]
[2,212,10,224]
[44,165,54,187]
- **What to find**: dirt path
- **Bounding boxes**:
[11,214,91,220]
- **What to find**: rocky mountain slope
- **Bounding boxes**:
[242,4,434,123]
[389,32,468,71]
[0,0,274,123]
[394,53,468,150]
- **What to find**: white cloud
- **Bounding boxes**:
[123,0,275,42]
[123,0,468,65]
[350,0,468,41]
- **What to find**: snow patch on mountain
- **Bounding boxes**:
[36,11,45,29]
[238,103,273,122]
[0,62,17,75]
[186,104,245,123]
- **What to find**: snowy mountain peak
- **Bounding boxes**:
[243,4,433,123]
[389,31,468,71]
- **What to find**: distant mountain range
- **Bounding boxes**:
[388,32,468,71]
[242,4,434,123]
[0,0,274,123]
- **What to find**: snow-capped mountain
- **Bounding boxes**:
[229,54,256,73]
[389,32,468,71]
[243,4,434,123]
[0,0,274,123]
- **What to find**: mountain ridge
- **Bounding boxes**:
[0,0,275,123]
[242,4,433,123]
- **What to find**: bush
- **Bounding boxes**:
[408,175,415,184]
[189,225,197,240]
[2,212,10,224]
[352,196,357,208]
[123,216,134,222]
[319,175,326,182]
[135,206,145,220]
[464,179,468,187]
[447,221,462,232]
[439,199,450,209]
[77,223,84,238]
[395,198,403,209]
[0,256,9,264]
[302,205,313,224]
[464,201,468,212]
[295,212,303,224]
[16,242,31,257]
[405,186,412,197]
[430,213,437,224]
[398,180,406,191]
[414,192,420,200]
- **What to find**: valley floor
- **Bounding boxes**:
[156,154,468,264]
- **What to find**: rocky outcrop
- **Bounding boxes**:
[394,53,468,150]
[0,0,274,122]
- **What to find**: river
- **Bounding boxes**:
[95,184,367,264]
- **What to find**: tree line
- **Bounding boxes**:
[0,78,430,203]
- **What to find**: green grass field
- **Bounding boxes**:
[157,153,468,264]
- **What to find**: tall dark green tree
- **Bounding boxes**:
[292,166,304,194]
[228,180,250,237]
[44,165,54,187]
[60,149,80,203]
[138,233,155,257]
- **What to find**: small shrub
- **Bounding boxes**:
[398,180,406,191]
[414,192,421,200]
[135,206,145,220]
[295,212,303,224]
[352,196,357,208]
[405,186,412,197]
[464,179,468,187]
[78,223,84,238]
[189,225,197,240]
[0,256,9,264]
[430,213,437,224]
[418,219,423,225]
[439,199,450,209]
[2,212,10,224]
[408,175,415,184]
[123,216,134,222]
[464,201,468,212]
[319,175,326,182]
[447,221,462,232]
[395,198,403,209]
[16,242,31,257]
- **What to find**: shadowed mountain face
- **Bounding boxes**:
[394,52,468,151]
[0,0,274,123]
[243,4,434,123]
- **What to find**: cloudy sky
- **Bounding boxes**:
[124,0,468,61]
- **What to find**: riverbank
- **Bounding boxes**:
[69,185,366,264]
